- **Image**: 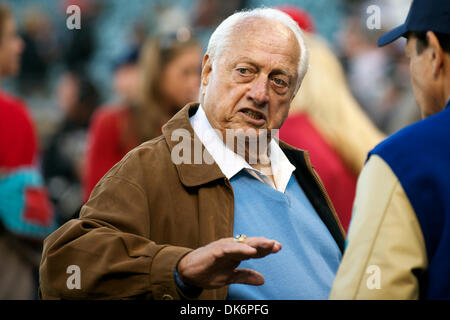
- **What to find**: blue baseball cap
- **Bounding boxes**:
[378,0,450,47]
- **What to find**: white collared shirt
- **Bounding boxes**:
[190,105,296,193]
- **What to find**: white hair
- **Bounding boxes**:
[205,7,309,92]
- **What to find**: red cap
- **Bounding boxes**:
[277,5,316,33]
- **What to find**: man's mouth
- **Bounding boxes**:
[239,108,266,122]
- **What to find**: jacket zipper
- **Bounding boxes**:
[303,152,346,238]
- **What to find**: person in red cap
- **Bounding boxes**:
[331,0,450,299]
[278,6,384,231]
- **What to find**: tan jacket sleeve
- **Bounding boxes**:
[39,152,193,300]
[329,155,427,299]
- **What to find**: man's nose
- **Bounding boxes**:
[247,75,269,107]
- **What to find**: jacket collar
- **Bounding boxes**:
[162,103,226,187]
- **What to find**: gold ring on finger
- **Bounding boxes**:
[234,234,247,243]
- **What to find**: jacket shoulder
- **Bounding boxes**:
[370,108,450,161]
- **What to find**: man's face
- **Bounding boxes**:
[0,17,23,77]
[405,35,443,118]
[200,18,300,138]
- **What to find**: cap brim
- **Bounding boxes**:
[377,24,408,47]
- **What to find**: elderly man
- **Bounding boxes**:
[39,8,345,300]
[330,0,450,299]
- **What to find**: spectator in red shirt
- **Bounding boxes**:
[83,31,202,200]
[0,4,55,299]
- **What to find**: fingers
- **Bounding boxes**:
[229,268,265,286]
[222,242,258,261]
[241,236,282,257]
[177,237,280,289]
[220,236,282,261]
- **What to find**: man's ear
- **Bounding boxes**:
[426,31,444,79]
[201,54,212,87]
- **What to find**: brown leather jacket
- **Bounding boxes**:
[39,103,345,300]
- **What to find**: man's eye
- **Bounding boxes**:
[273,78,288,87]
[237,68,249,75]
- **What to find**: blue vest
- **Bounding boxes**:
[227,170,341,299]
[369,102,450,299]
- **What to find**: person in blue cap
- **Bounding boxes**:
[330,0,450,299]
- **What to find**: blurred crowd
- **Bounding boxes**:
[0,0,418,299]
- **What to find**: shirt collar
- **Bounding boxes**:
[190,104,295,193]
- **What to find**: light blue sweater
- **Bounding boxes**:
[227,170,341,299]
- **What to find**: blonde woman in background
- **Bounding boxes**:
[83,30,202,201]
[279,26,385,231]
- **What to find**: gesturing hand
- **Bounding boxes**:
[176,236,282,289]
